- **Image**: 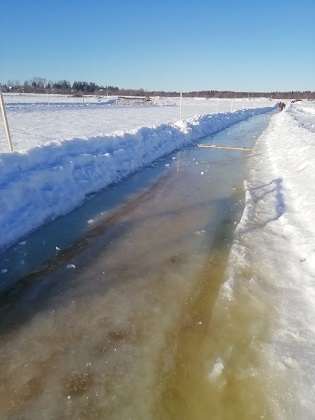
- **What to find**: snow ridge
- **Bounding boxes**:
[219,103,315,418]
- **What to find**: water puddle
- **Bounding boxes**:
[0,112,276,419]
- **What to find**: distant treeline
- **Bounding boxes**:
[1,77,314,99]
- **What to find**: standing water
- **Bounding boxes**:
[0,113,275,419]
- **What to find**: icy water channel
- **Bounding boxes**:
[0,113,274,419]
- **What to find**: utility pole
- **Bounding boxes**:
[0,86,13,152]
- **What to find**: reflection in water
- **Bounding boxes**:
[0,113,276,419]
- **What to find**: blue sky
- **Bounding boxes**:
[0,0,314,92]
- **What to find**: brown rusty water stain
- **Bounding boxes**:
[63,371,92,397]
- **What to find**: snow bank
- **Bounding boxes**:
[217,101,315,418]
[0,106,274,252]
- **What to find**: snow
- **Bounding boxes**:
[0,96,274,252]
[1,94,315,416]
[219,100,315,418]
[1,94,270,151]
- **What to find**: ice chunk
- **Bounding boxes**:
[208,359,224,382]
[66,264,76,269]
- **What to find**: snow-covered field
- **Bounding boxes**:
[1,94,273,151]
[1,94,315,417]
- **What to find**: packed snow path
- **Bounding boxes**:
[224,103,315,419]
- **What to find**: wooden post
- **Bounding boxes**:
[0,87,13,152]
[180,92,182,120]
[198,144,251,151]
